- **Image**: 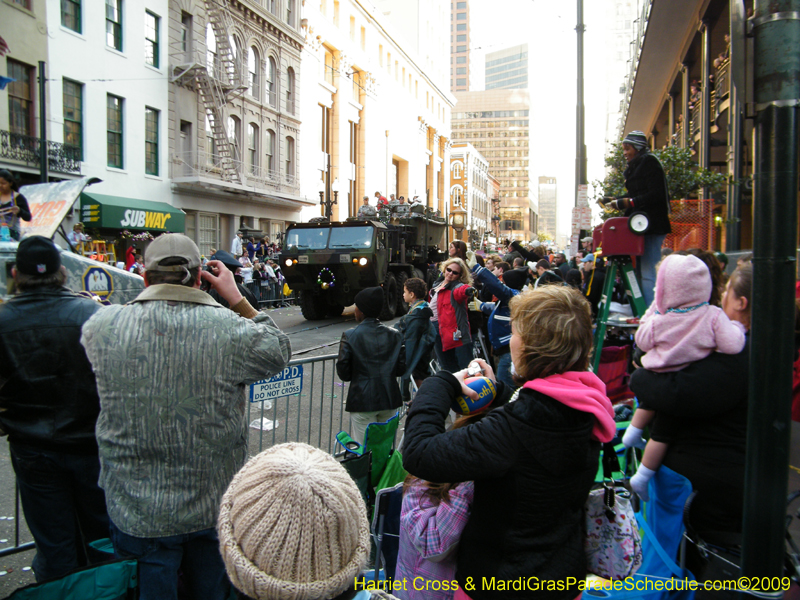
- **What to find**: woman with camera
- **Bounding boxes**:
[403,286,615,600]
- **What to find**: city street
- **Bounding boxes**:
[0,302,395,595]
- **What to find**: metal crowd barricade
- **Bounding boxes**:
[243,279,296,309]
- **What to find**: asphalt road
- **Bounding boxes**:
[0,302,396,596]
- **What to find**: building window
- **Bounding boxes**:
[457,67,466,74]
[145,11,159,67]
[106,94,123,168]
[324,49,335,86]
[267,56,277,106]
[205,115,217,161]
[456,56,466,64]
[286,67,295,113]
[457,34,466,42]
[456,78,466,86]
[206,24,217,77]
[266,129,275,171]
[351,68,359,101]
[452,162,462,178]
[452,186,462,204]
[180,12,192,61]
[286,0,295,27]
[456,23,466,31]
[285,136,295,178]
[266,0,275,14]
[145,107,159,175]
[227,115,241,162]
[457,1,466,7]
[11,0,31,9]
[457,12,466,20]
[248,47,259,99]
[63,79,83,160]
[198,213,218,257]
[247,123,258,174]
[7,60,34,137]
[62,0,82,33]
[457,45,466,52]
[106,0,122,51]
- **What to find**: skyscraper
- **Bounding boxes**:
[485,43,528,90]
[537,177,557,239]
[452,89,537,241]
[450,0,471,92]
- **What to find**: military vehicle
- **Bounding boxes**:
[0,177,145,304]
[281,208,448,321]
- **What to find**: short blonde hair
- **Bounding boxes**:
[441,257,471,286]
[509,285,593,381]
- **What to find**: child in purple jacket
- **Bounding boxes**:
[623,253,746,499]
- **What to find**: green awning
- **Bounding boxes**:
[80,192,185,233]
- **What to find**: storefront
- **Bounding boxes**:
[79,192,185,265]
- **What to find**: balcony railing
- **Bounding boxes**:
[171,150,299,190]
[690,97,701,138]
[0,130,82,175]
[715,57,730,103]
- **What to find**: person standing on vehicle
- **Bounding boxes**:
[0,236,110,582]
[81,233,291,600]
[0,169,31,241]
[602,130,671,308]
[337,286,405,444]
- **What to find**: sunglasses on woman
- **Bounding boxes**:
[446,267,461,275]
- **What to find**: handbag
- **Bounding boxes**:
[584,442,643,580]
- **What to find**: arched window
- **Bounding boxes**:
[205,24,217,78]
[248,47,259,99]
[247,123,258,174]
[285,136,295,179]
[266,129,275,172]
[452,162,462,179]
[286,67,295,114]
[227,115,241,162]
[451,185,463,205]
[267,57,277,107]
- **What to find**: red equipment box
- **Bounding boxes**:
[593,217,644,257]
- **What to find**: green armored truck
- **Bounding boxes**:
[281,210,448,321]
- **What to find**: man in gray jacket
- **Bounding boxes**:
[82,234,291,600]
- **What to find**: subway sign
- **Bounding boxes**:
[80,192,184,233]
[120,210,172,230]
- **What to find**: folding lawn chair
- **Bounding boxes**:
[371,482,404,582]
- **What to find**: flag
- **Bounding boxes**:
[0,36,9,57]
[0,76,15,91]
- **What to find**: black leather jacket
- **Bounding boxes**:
[336,318,405,412]
[0,287,103,453]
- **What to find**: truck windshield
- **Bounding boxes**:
[328,226,374,249]
[285,227,330,250]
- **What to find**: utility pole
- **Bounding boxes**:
[740,0,800,592]
[574,0,587,207]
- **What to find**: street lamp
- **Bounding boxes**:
[450,205,467,242]
[317,174,338,220]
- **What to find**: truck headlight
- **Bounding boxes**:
[284,259,293,267]
[359,257,368,266]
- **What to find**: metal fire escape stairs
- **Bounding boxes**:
[171,0,247,183]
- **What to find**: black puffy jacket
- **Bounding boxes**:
[0,287,103,453]
[336,318,404,412]
[403,372,599,600]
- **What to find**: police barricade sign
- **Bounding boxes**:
[249,365,303,402]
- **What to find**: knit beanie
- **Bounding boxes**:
[622,130,649,152]
[354,286,384,318]
[218,443,371,600]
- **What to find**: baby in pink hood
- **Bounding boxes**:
[623,253,746,499]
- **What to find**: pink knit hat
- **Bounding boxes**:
[655,253,712,314]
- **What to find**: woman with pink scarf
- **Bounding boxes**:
[402,286,614,600]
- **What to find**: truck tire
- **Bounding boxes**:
[412,268,426,281]
[395,272,409,316]
[326,303,345,317]
[379,273,398,321]
[300,291,326,320]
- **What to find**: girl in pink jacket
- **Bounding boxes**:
[623,253,746,499]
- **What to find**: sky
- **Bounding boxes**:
[466,0,614,245]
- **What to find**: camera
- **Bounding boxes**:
[467,362,483,377]
[199,264,214,292]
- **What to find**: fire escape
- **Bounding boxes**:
[171,0,246,183]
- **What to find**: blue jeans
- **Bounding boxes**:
[110,523,231,600]
[439,341,474,373]
[10,444,110,582]
[636,234,666,309]
[495,351,516,390]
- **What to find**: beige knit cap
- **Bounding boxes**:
[218,442,371,600]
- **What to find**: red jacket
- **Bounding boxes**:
[436,283,472,352]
